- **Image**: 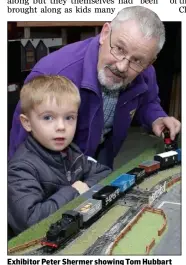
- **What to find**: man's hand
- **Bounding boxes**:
[72,181,89,194]
[152,116,181,140]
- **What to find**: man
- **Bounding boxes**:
[9,6,181,168]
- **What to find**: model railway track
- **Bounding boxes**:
[84,206,142,255]
[24,245,56,255]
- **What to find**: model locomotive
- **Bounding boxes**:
[41,140,181,249]
[42,211,82,248]
[163,129,179,151]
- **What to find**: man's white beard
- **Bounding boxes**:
[98,68,127,91]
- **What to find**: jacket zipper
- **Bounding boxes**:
[63,153,83,182]
[82,86,102,154]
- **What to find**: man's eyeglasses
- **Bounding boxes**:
[109,29,145,73]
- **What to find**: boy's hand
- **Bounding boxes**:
[72,181,89,194]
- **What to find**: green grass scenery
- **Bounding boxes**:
[111,211,166,255]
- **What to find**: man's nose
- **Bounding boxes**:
[56,119,65,131]
[115,58,129,73]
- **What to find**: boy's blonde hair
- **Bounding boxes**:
[20,75,81,114]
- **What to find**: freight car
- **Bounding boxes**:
[139,160,160,176]
[110,174,135,192]
[74,198,102,223]
[92,186,120,207]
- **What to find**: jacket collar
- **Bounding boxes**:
[25,134,82,168]
[81,35,102,96]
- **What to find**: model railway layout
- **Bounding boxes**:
[8,145,181,255]
[40,147,181,251]
[14,171,180,255]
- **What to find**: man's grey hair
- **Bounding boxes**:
[111,6,165,54]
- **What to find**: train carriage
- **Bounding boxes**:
[154,150,178,169]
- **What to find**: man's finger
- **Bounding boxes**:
[162,119,175,140]
[170,130,176,141]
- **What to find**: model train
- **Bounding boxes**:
[41,140,181,249]
[163,128,179,152]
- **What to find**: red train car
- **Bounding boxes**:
[139,160,160,176]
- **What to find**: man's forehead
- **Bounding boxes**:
[114,20,153,41]
[114,19,143,33]
[114,20,158,56]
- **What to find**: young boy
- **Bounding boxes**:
[8,75,112,236]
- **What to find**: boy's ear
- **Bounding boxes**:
[20,114,32,132]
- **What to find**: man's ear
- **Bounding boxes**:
[20,114,32,132]
[99,22,111,45]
